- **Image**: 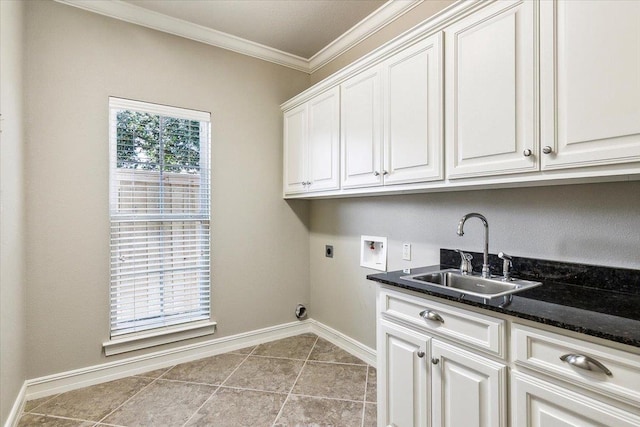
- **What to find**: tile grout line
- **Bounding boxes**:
[21,393,61,416]
[271,335,320,426]
[180,347,257,427]
[94,375,164,425]
[20,412,104,425]
[361,365,370,427]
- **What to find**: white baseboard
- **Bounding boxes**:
[25,320,313,400]
[310,320,377,367]
[20,318,376,409]
[3,381,26,427]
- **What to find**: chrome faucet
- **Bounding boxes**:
[457,213,490,278]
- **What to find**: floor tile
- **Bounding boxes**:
[366,366,377,402]
[23,395,59,413]
[228,345,255,355]
[364,403,377,427]
[161,353,246,385]
[18,414,94,427]
[102,380,215,427]
[224,356,304,393]
[252,334,317,360]
[32,377,152,422]
[134,366,172,379]
[292,361,367,400]
[275,395,363,426]
[308,338,365,365]
[186,387,286,427]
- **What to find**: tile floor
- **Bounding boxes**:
[19,333,377,426]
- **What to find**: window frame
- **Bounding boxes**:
[104,97,215,355]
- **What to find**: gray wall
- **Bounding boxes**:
[24,1,311,379]
[0,0,27,423]
[309,182,640,348]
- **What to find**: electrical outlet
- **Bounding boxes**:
[402,243,411,261]
[325,245,334,258]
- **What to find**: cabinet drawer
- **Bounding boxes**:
[379,288,505,356]
[512,323,640,405]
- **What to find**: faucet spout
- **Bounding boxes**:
[457,213,490,278]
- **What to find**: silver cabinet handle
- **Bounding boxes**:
[560,353,613,376]
[373,171,380,176]
[416,351,425,358]
[523,149,532,157]
[431,358,439,365]
[542,146,553,154]
[382,170,389,175]
[306,181,311,186]
[419,309,444,323]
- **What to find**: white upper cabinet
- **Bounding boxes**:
[445,0,537,179]
[307,87,340,191]
[340,67,383,189]
[383,33,444,185]
[283,87,340,195]
[540,0,640,170]
[283,104,307,194]
[340,33,444,190]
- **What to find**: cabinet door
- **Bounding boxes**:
[540,0,640,170]
[283,104,308,194]
[378,319,429,427]
[431,341,506,427]
[308,87,340,192]
[512,371,640,427]
[341,67,383,189]
[445,0,537,179]
[383,33,443,185]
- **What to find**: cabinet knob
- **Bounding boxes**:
[416,351,425,358]
[382,170,389,176]
[373,171,380,176]
[542,146,553,154]
[431,358,439,365]
[419,309,444,323]
[523,149,532,157]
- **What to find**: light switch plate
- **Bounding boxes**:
[402,243,411,261]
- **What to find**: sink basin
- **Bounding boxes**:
[401,269,542,299]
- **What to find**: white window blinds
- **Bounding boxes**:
[109,97,211,337]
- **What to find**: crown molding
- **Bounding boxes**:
[54,0,423,74]
[308,0,423,73]
[54,0,310,72]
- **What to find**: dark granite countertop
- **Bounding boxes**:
[367,250,640,349]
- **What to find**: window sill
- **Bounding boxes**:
[103,321,217,356]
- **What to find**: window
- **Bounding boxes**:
[108,98,211,343]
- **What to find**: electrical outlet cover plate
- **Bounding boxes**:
[360,235,387,271]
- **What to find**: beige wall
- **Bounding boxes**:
[309,182,640,349]
[310,0,455,84]
[0,0,27,423]
[24,1,311,379]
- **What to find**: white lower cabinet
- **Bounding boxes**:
[512,371,640,427]
[431,341,506,427]
[378,319,429,427]
[378,288,506,427]
[377,287,640,427]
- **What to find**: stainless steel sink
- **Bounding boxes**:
[401,269,542,299]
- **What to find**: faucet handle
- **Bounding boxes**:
[455,249,473,274]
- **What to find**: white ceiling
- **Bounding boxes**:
[56,0,422,72]
[122,0,387,59]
